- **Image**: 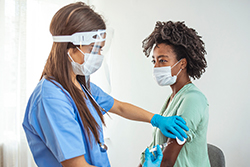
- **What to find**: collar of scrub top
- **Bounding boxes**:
[52,29,106,45]
[80,82,108,152]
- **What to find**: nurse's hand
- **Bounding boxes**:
[150,114,189,141]
[143,145,163,167]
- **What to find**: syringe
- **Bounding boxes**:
[149,141,173,152]
[149,137,186,152]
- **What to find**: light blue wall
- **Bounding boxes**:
[92,0,250,166]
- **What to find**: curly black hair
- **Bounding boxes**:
[142,21,207,80]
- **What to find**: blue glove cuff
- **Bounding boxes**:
[150,114,161,127]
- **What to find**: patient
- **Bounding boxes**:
[139,21,210,167]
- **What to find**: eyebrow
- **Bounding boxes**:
[152,55,169,59]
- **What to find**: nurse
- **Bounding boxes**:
[22,2,188,167]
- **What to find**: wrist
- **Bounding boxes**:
[150,114,161,127]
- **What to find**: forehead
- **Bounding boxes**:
[153,43,176,59]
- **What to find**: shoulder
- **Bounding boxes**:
[41,78,70,99]
[182,84,208,106]
[29,78,73,110]
[89,82,109,98]
[176,84,209,118]
[89,82,114,112]
[90,82,102,93]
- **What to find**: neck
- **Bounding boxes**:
[170,74,191,99]
[72,73,81,90]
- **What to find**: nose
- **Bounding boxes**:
[154,61,160,68]
[98,49,102,55]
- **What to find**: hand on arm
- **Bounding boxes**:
[151,114,189,141]
[61,155,96,167]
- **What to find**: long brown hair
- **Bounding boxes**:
[41,2,106,145]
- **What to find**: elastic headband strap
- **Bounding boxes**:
[53,36,72,42]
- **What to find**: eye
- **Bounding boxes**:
[151,60,156,64]
[159,59,167,63]
[89,45,94,52]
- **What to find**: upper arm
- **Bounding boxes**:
[160,138,185,167]
[61,155,95,167]
[108,99,123,115]
[177,91,208,141]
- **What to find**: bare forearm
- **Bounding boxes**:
[61,155,96,167]
[160,138,184,167]
[109,99,154,123]
[118,102,154,122]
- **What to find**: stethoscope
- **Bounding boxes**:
[81,83,108,152]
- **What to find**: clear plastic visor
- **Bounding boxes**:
[53,28,114,98]
[88,28,114,96]
[81,28,114,95]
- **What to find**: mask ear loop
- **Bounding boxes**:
[67,52,75,62]
[76,46,86,55]
[175,68,182,77]
[171,58,183,69]
[172,58,183,77]
[78,42,90,88]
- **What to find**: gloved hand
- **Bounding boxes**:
[151,114,189,141]
[143,145,163,167]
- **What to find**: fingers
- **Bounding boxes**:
[175,116,186,124]
[150,147,156,161]
[162,130,176,139]
[174,124,188,139]
[162,127,187,141]
[169,126,185,141]
[158,115,189,141]
[154,145,163,163]
[176,119,189,131]
[144,148,150,161]
[173,116,188,141]
[156,145,163,157]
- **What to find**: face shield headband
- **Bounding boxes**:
[52,29,106,45]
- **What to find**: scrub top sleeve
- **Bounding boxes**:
[90,83,114,113]
[176,92,208,142]
[34,97,86,162]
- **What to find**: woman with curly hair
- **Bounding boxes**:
[139,21,210,167]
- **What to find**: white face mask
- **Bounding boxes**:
[153,59,182,86]
[68,47,104,76]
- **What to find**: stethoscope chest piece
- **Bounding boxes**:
[99,142,108,152]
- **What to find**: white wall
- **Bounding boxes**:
[90,0,250,166]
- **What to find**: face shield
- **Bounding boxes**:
[52,28,114,94]
[89,28,114,95]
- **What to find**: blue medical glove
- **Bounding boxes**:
[151,114,189,141]
[143,145,163,167]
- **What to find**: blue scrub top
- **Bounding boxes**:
[22,77,114,167]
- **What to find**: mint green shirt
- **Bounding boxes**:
[141,83,210,167]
